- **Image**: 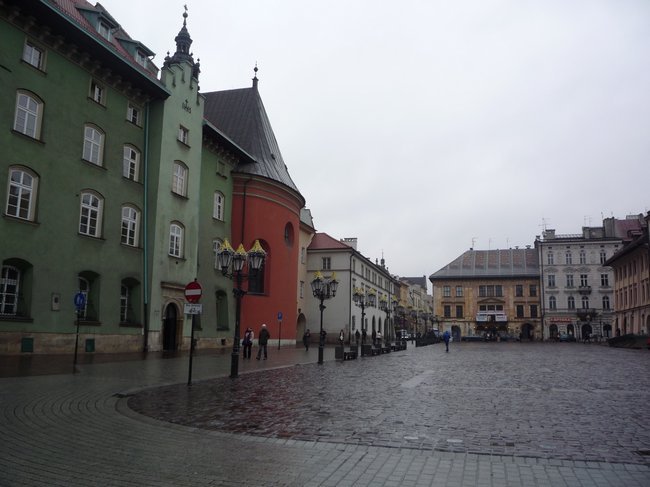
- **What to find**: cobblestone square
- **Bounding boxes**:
[1,342,648,486]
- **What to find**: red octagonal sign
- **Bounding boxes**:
[184,280,202,303]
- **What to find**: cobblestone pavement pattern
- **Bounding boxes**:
[1,343,649,486]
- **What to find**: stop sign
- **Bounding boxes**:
[184,280,202,303]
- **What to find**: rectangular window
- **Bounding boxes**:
[515,285,523,297]
[178,125,189,145]
[565,251,572,265]
[579,250,586,264]
[601,274,609,287]
[22,41,44,70]
[98,21,111,40]
[127,103,141,125]
[580,274,588,287]
[455,286,463,297]
[529,285,537,297]
[299,281,304,299]
[120,285,130,322]
[455,305,463,319]
[0,265,20,316]
[547,252,554,265]
[600,250,607,264]
[443,286,451,297]
[135,50,148,67]
[443,305,451,318]
[90,80,105,105]
[322,257,331,270]
[516,305,524,318]
[495,286,503,297]
[566,274,574,288]
[530,305,538,318]
[548,274,556,287]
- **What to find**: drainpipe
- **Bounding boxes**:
[142,101,150,353]
[240,176,253,245]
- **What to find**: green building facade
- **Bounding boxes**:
[0,1,241,354]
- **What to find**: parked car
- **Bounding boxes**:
[559,333,576,342]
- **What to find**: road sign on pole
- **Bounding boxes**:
[184,280,202,303]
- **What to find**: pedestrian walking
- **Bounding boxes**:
[339,329,345,347]
[376,330,382,344]
[256,324,270,360]
[443,330,451,352]
[361,329,367,344]
[355,329,360,345]
[242,327,254,359]
[302,329,311,351]
[371,328,377,345]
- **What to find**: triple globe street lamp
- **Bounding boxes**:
[310,271,339,365]
[217,238,266,379]
[353,287,376,348]
[379,295,398,343]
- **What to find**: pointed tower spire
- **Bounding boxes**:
[252,63,259,90]
[163,5,199,78]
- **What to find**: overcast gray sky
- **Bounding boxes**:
[106,0,649,278]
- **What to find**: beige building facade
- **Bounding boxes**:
[430,249,541,340]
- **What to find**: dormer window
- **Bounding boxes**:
[135,50,148,68]
[97,20,112,40]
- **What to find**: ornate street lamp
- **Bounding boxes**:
[217,238,266,378]
[379,295,398,343]
[353,287,376,349]
[311,271,339,364]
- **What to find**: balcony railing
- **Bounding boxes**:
[578,286,592,295]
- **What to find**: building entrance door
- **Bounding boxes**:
[163,303,178,351]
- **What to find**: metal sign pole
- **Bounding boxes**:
[187,313,196,386]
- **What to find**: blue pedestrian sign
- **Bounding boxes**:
[277,311,283,321]
[74,292,85,310]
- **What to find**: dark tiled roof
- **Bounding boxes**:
[401,276,428,288]
[47,0,161,81]
[430,249,539,280]
[308,233,353,251]
[203,84,302,198]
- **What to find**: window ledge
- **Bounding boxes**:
[0,316,33,323]
[78,320,102,326]
[119,322,143,328]
[11,129,44,144]
[2,214,40,226]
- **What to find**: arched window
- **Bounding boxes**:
[169,222,184,257]
[6,166,38,221]
[123,145,141,182]
[79,191,103,237]
[120,205,140,247]
[82,125,105,165]
[120,278,140,324]
[172,161,188,196]
[248,240,268,294]
[0,265,20,316]
[284,222,294,246]
[78,271,100,321]
[213,191,225,220]
[581,296,590,309]
[568,296,575,309]
[14,91,43,139]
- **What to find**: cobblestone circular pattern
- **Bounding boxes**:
[129,343,650,465]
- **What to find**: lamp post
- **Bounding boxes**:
[379,295,398,343]
[311,271,339,365]
[216,238,266,378]
[353,287,376,350]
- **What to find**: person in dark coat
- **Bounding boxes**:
[302,329,311,351]
[242,327,254,359]
[443,330,451,352]
[256,324,270,360]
